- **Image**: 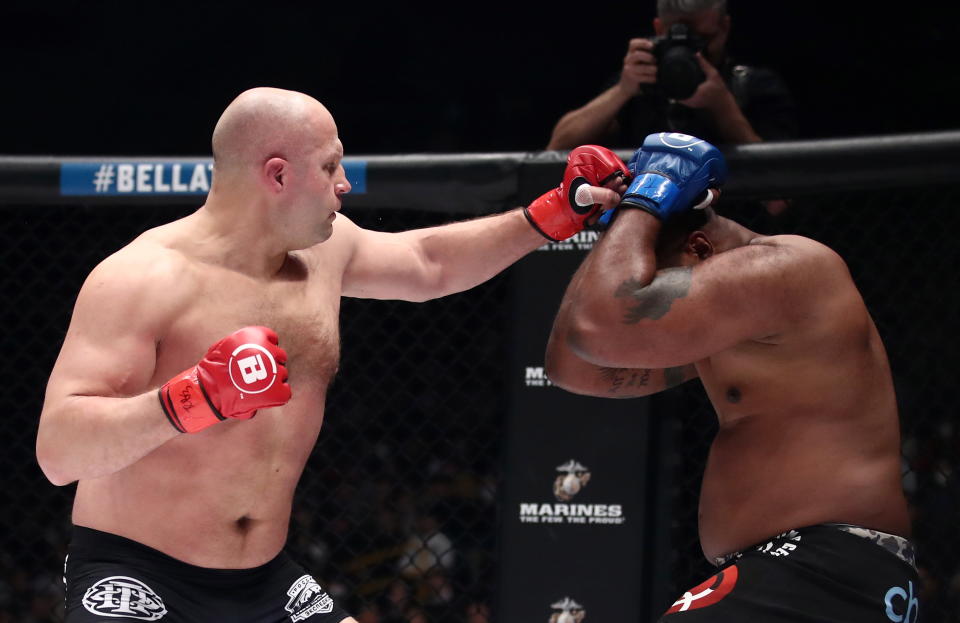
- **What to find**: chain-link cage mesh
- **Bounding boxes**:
[660,190,960,623]
[3,183,959,622]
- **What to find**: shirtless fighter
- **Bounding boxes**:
[36,87,628,622]
[546,133,919,621]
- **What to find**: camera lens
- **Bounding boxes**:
[658,46,705,100]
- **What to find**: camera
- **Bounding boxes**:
[652,23,707,100]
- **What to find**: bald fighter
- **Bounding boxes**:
[546,133,919,621]
[37,87,629,622]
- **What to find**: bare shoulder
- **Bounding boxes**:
[75,228,197,328]
[746,234,863,331]
[749,234,845,263]
[47,227,198,400]
[745,234,851,285]
[700,234,857,339]
[92,231,188,290]
[303,212,363,267]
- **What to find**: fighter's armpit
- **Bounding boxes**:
[614,267,692,324]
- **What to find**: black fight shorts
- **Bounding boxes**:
[64,526,352,623]
[658,524,920,623]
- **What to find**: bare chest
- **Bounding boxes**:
[156,269,342,390]
[697,341,809,419]
[697,332,873,425]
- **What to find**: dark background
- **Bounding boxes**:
[1,1,958,156]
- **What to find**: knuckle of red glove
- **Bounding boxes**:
[159,326,293,433]
[525,145,629,242]
[205,326,291,416]
[567,145,630,186]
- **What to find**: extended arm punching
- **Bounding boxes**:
[341,146,629,302]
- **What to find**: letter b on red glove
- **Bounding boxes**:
[160,326,292,433]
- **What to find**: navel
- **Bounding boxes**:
[726,387,741,404]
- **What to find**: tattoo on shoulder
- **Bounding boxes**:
[614,267,692,324]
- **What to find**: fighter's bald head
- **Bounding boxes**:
[211,87,336,174]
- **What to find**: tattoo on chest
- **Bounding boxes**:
[614,267,692,323]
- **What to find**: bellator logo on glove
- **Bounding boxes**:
[159,326,292,433]
[229,342,281,396]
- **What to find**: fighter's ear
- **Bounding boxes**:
[687,231,714,261]
[263,157,287,192]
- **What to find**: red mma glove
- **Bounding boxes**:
[159,326,292,433]
[524,145,630,241]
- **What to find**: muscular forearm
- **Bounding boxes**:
[546,85,634,150]
[561,210,663,365]
[37,391,178,485]
[571,209,660,321]
[548,307,693,398]
[399,208,545,300]
[547,217,695,395]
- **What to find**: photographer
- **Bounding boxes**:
[546,0,797,151]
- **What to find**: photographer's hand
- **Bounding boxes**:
[678,53,728,109]
[681,53,761,144]
[618,38,658,97]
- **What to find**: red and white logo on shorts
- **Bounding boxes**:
[228,343,278,394]
[664,565,738,615]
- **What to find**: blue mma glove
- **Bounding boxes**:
[600,133,727,225]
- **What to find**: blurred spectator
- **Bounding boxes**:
[354,602,382,623]
[547,0,796,150]
[379,578,414,623]
[547,0,796,216]
[420,568,457,623]
[404,607,428,623]
[397,507,457,580]
[464,600,492,623]
[289,508,333,574]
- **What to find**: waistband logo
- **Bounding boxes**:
[884,580,919,623]
[665,566,738,614]
[285,574,334,621]
[82,576,167,621]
